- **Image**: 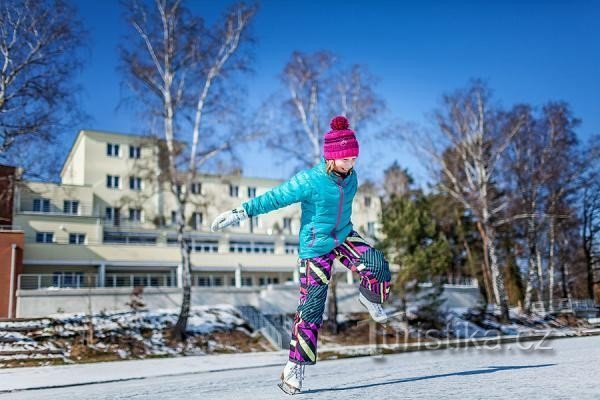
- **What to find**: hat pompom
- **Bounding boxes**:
[330,115,349,130]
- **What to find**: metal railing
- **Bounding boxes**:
[18,273,176,290]
[531,298,600,315]
[104,273,176,288]
[17,201,96,216]
[237,305,285,349]
[419,277,479,288]
[18,274,98,290]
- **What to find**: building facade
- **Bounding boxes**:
[11,130,384,311]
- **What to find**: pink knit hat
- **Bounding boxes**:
[323,116,359,160]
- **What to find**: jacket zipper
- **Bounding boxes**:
[332,176,344,247]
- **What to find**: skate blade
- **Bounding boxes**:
[278,382,301,395]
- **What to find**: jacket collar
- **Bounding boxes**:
[317,158,353,186]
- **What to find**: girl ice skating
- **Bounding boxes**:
[211,116,392,395]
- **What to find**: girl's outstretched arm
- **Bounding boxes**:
[210,170,312,232]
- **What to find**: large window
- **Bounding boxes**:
[129,176,142,191]
[191,212,203,230]
[106,143,120,157]
[283,217,292,233]
[229,240,274,254]
[128,208,143,223]
[105,207,121,226]
[103,231,157,245]
[69,233,86,244]
[191,182,202,194]
[33,198,50,213]
[63,200,79,215]
[285,242,298,255]
[35,232,54,243]
[364,196,372,207]
[129,145,141,159]
[247,186,256,198]
[106,175,120,189]
[229,184,239,197]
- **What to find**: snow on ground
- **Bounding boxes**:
[1,334,599,399]
[0,305,263,367]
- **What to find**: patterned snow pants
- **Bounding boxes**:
[288,231,392,365]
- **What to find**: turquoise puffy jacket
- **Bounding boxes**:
[242,159,358,259]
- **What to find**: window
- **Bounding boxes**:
[36,232,54,243]
[191,212,203,230]
[105,207,120,226]
[128,208,142,222]
[191,182,202,195]
[191,240,218,253]
[230,241,251,253]
[249,216,259,233]
[53,272,84,288]
[364,196,372,207]
[63,200,79,215]
[69,233,86,244]
[129,145,141,159]
[33,198,50,213]
[247,186,256,198]
[171,211,177,225]
[175,184,183,195]
[283,217,292,233]
[285,242,298,254]
[367,222,376,236]
[129,176,142,191]
[106,143,120,157]
[259,276,280,286]
[103,231,157,245]
[229,184,239,197]
[242,277,253,287]
[106,175,120,189]
[198,276,211,287]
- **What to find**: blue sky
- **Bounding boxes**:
[75,0,600,184]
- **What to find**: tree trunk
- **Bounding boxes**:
[484,224,510,321]
[476,221,494,305]
[173,205,193,342]
[523,212,541,313]
[548,214,556,311]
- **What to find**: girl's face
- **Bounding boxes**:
[333,157,357,174]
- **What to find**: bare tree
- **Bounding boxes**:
[402,81,524,320]
[120,0,256,341]
[582,135,600,301]
[265,51,385,170]
[263,51,386,334]
[0,0,86,175]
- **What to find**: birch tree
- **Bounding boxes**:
[266,51,385,169]
[262,51,386,334]
[0,0,86,175]
[120,0,256,341]
[404,81,524,320]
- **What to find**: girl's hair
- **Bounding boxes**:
[326,160,336,174]
[325,159,353,175]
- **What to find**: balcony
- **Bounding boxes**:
[16,201,96,217]
[18,273,176,290]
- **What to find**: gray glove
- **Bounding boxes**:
[211,207,249,232]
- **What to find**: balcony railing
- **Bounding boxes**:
[17,201,96,216]
[18,274,98,290]
[18,273,177,290]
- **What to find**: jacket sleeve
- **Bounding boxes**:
[242,170,312,217]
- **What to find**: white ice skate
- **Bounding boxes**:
[278,360,305,395]
[359,293,388,323]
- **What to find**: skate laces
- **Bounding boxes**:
[293,364,305,382]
